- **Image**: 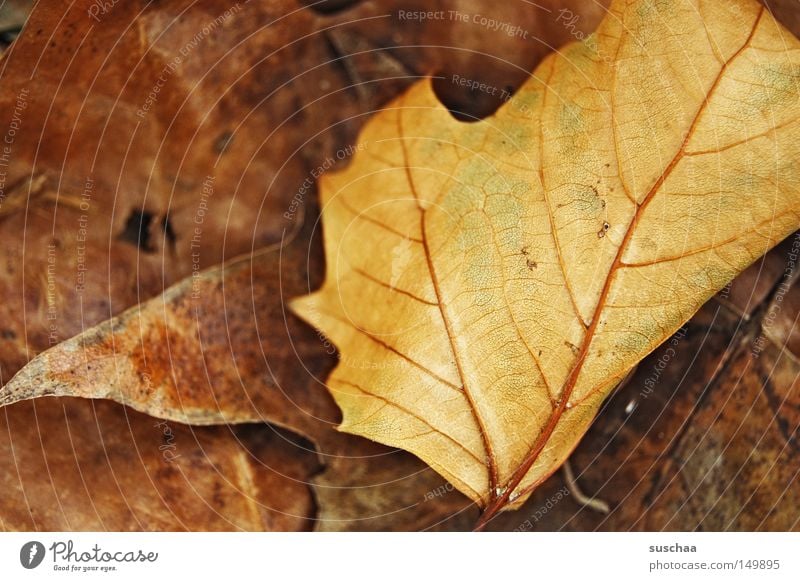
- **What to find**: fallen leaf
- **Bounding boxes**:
[639,338,800,531]
[0,398,320,531]
[291,0,800,521]
[0,225,339,432]
[487,302,749,531]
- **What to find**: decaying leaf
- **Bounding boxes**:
[0,231,339,433]
[638,338,800,531]
[0,398,320,531]
[291,0,800,521]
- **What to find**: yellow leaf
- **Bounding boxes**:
[291,0,800,521]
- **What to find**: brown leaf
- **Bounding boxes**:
[0,0,607,396]
[0,0,357,531]
[644,341,799,530]
[0,398,320,531]
[0,228,339,432]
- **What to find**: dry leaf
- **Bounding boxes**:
[638,338,800,531]
[291,0,800,521]
[0,398,320,531]
[0,230,339,433]
[486,303,748,530]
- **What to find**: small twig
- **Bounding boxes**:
[562,458,609,514]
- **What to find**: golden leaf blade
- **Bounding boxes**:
[292,0,800,511]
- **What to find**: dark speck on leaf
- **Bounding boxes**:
[214,132,234,154]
